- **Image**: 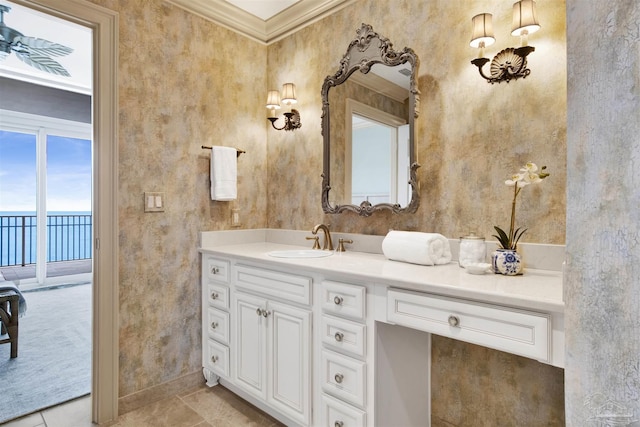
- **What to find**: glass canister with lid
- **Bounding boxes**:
[458,233,486,268]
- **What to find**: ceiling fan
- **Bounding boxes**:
[0,4,73,76]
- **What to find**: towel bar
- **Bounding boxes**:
[202,146,245,157]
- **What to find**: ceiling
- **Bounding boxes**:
[0,0,92,94]
[165,0,357,44]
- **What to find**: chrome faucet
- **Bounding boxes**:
[312,223,334,250]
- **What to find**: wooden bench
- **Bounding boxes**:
[0,290,19,358]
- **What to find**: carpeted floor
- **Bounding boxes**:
[0,283,91,423]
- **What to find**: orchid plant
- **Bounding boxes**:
[493,162,550,250]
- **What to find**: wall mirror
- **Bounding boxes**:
[321,23,420,216]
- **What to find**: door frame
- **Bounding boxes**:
[12,0,120,423]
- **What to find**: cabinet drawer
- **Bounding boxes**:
[321,315,366,358]
[205,339,229,378]
[203,256,229,284]
[387,288,550,362]
[321,281,366,320]
[321,394,366,427]
[207,282,230,310]
[321,350,366,408]
[235,265,311,305]
[206,307,230,344]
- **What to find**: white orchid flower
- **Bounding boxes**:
[521,162,538,173]
[523,171,542,184]
[494,161,550,251]
[518,162,541,184]
[505,173,529,187]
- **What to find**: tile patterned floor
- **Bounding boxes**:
[1,385,284,427]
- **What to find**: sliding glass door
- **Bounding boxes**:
[0,110,91,284]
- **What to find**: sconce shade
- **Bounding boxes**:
[266,90,281,109]
[281,83,297,104]
[470,13,495,48]
[266,82,301,131]
[511,0,540,36]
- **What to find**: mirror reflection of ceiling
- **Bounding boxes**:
[371,64,411,90]
[0,1,92,95]
[166,0,356,44]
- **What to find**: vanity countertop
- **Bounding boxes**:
[200,240,563,314]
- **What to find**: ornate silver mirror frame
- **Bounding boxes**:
[321,23,421,217]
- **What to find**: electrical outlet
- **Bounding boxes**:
[144,192,165,212]
[231,208,241,227]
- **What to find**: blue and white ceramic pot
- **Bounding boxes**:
[492,249,523,275]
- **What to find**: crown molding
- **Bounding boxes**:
[165,0,357,45]
[265,0,357,44]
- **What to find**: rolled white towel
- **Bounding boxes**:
[382,231,452,266]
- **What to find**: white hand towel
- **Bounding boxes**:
[210,146,237,201]
[382,231,452,266]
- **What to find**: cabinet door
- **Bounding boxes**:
[267,300,311,425]
[234,292,267,400]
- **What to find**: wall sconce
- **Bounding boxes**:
[266,83,302,131]
[470,0,540,84]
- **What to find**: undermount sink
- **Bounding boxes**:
[267,250,334,259]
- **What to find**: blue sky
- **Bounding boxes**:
[0,130,92,212]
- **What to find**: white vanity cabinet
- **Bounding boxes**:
[232,265,312,426]
[200,232,565,427]
[387,288,551,363]
[201,256,231,384]
[319,280,369,427]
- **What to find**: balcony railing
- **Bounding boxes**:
[0,214,92,267]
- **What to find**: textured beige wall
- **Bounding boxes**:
[431,335,565,426]
[266,0,567,425]
[86,0,268,397]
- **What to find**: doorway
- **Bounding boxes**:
[5,0,118,424]
[0,1,93,422]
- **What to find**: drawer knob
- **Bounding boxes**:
[333,296,343,305]
[334,422,344,427]
[211,292,219,300]
[211,267,220,274]
[211,322,218,330]
[256,308,263,317]
[334,332,344,342]
[211,355,218,363]
[334,373,344,384]
[448,315,460,327]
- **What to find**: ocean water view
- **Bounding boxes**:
[0,211,92,266]
[1,128,93,267]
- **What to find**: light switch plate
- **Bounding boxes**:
[144,192,165,212]
[231,208,241,227]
